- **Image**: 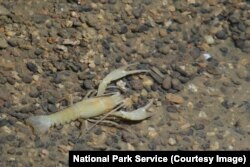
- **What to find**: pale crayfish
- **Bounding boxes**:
[26,63,154,134]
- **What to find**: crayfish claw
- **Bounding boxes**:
[111,99,154,121]
[97,64,150,96]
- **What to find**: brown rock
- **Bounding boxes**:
[162,76,171,90]
[175,63,198,77]
[166,93,184,104]
[171,78,183,91]
[206,64,220,75]
[0,90,11,101]
[0,38,8,49]
[21,74,33,84]
[0,59,15,70]
[130,79,143,90]
[159,29,167,37]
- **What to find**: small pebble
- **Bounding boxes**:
[116,80,127,91]
[29,88,40,98]
[137,24,149,33]
[79,5,93,12]
[7,77,15,85]
[21,74,33,84]
[191,47,201,58]
[206,64,220,75]
[40,149,49,157]
[0,119,8,127]
[162,76,171,90]
[0,38,8,49]
[127,143,135,151]
[203,53,212,60]
[7,38,19,47]
[0,5,10,15]
[0,77,7,84]
[141,89,148,97]
[198,111,208,119]
[204,35,215,44]
[168,137,176,146]
[47,104,57,112]
[193,123,205,130]
[88,62,96,69]
[148,127,158,139]
[236,68,248,79]
[210,141,220,150]
[178,76,189,83]
[82,80,94,89]
[34,48,44,55]
[118,25,128,34]
[130,79,143,90]
[26,62,38,73]
[167,105,178,113]
[221,100,235,109]
[159,29,167,37]
[166,93,184,104]
[171,78,183,91]
[149,71,163,84]
[215,30,228,40]
[7,148,16,155]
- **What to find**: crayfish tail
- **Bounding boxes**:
[26,115,52,134]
